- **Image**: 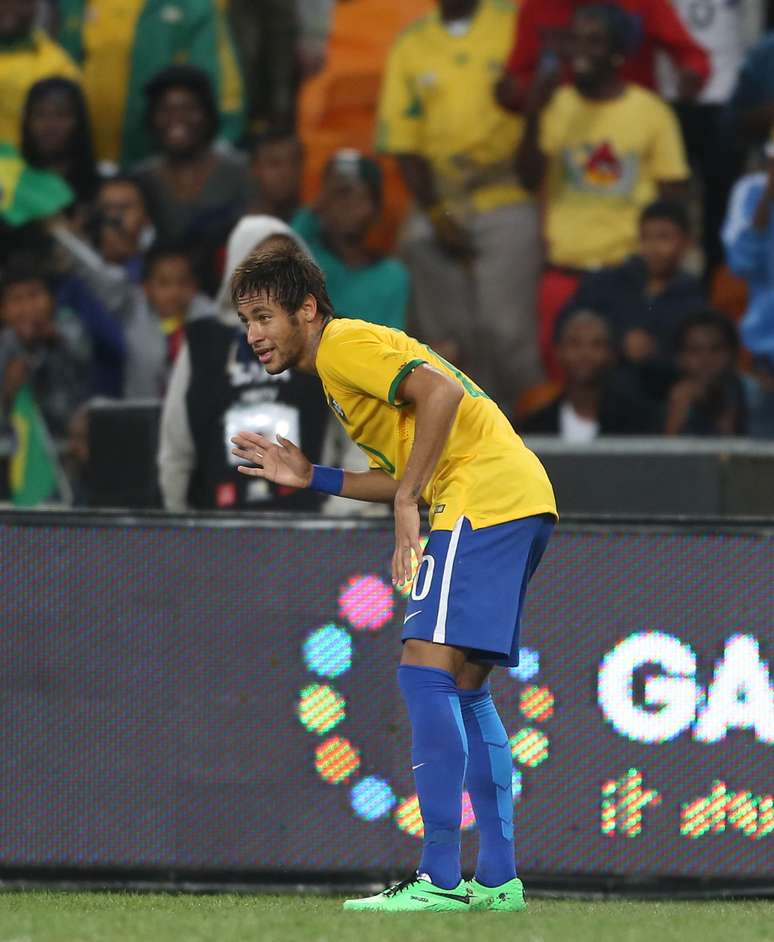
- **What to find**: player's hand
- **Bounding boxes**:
[231,431,313,488]
[392,495,423,588]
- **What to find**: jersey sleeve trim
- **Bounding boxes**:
[388,358,427,404]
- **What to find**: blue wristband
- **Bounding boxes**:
[310,464,344,496]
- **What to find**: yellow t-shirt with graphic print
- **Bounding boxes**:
[540,84,689,270]
[376,0,528,215]
[315,318,556,532]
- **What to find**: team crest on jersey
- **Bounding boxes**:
[329,396,348,422]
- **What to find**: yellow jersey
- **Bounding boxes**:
[315,318,557,531]
[0,30,80,149]
[539,83,688,270]
[375,0,529,215]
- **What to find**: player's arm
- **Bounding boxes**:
[231,433,400,503]
[391,364,464,586]
[341,468,400,503]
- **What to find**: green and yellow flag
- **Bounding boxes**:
[0,143,74,226]
[9,384,58,507]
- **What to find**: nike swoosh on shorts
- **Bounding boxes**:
[403,610,422,624]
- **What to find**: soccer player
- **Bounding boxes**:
[228,248,557,912]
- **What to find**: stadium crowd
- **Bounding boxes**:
[2,0,774,510]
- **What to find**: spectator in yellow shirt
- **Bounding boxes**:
[376,0,544,413]
[517,3,689,377]
[0,0,80,148]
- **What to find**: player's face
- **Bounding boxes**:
[236,294,306,374]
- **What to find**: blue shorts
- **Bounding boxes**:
[401,514,554,667]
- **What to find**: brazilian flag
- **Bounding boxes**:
[9,385,58,506]
[0,143,74,226]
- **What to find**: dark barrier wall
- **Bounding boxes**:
[1,513,772,880]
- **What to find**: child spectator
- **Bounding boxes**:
[134,65,250,294]
[122,243,212,399]
[21,77,99,216]
[520,309,655,439]
[558,200,704,396]
[665,310,747,436]
[0,0,80,148]
[50,225,214,399]
[516,4,689,374]
[0,258,92,437]
[292,150,409,330]
[249,128,304,222]
[48,176,155,394]
[92,175,154,281]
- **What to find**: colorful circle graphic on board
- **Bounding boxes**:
[303,624,352,678]
[296,565,555,838]
[338,574,394,630]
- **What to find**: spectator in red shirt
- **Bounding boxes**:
[497,0,709,113]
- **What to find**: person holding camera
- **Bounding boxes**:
[90,175,156,283]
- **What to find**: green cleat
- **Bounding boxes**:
[343,872,472,912]
[466,876,527,912]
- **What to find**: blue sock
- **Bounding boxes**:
[458,685,517,887]
[397,665,468,889]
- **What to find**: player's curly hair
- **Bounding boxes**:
[230,245,336,320]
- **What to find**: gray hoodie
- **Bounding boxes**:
[157,215,311,510]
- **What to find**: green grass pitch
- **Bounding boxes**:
[0,892,772,942]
